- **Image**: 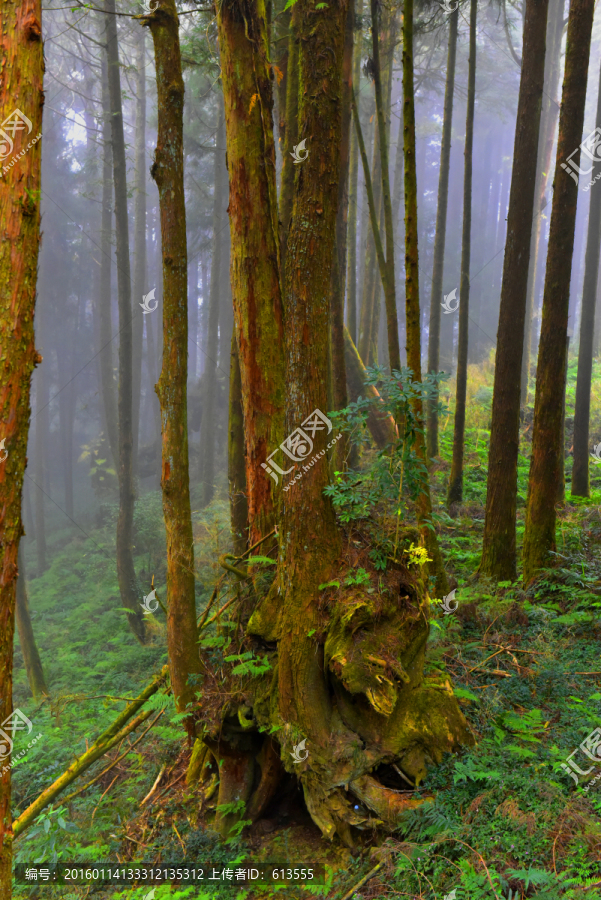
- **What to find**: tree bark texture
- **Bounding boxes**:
[216,0,285,547]
[345,0,362,344]
[105,0,146,643]
[447,0,477,508]
[146,0,201,719]
[571,57,601,497]
[228,330,248,555]
[523,0,595,584]
[0,0,43,886]
[480,0,549,580]
[426,7,458,460]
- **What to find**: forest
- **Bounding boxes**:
[2,0,601,896]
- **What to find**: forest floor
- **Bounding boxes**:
[10,356,601,900]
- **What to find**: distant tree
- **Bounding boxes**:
[0,0,44,890]
[523,0,595,583]
[403,0,449,592]
[132,24,147,481]
[571,58,601,498]
[480,0,549,581]
[447,0,477,508]
[15,546,48,702]
[105,0,147,643]
[426,6,458,461]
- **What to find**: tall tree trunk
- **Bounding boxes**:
[228,332,248,555]
[217,0,285,546]
[346,0,362,344]
[132,25,147,482]
[523,0,595,584]
[479,0,549,580]
[97,46,118,463]
[403,0,449,594]
[331,0,354,429]
[146,0,200,719]
[426,6,458,460]
[571,59,601,497]
[447,0,477,508]
[105,0,146,643]
[371,0,399,371]
[201,110,225,508]
[520,0,563,408]
[16,546,48,702]
[0,0,43,887]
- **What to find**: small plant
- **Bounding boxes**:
[404,542,432,568]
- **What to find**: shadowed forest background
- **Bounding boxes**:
[2,0,601,896]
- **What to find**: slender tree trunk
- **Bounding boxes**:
[479,0,549,580]
[146,0,200,718]
[57,343,75,519]
[403,0,448,594]
[426,7,458,460]
[132,25,147,482]
[97,47,118,463]
[520,0,563,408]
[228,332,248,555]
[0,0,43,886]
[344,326,397,447]
[346,0,362,343]
[16,546,48,702]
[371,0,400,372]
[447,0,477,508]
[217,0,285,546]
[189,258,198,382]
[571,60,601,497]
[105,0,146,643]
[201,110,225,508]
[523,0,595,584]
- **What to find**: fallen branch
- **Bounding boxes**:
[12,668,168,839]
[141,763,167,806]
[340,862,383,900]
[63,710,164,803]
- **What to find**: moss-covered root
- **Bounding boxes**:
[246,738,284,821]
[209,741,255,838]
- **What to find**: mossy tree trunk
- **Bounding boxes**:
[132,24,147,482]
[217,0,285,547]
[345,0,362,344]
[403,0,449,594]
[105,0,147,644]
[0,0,43,887]
[426,7,458,461]
[571,58,601,498]
[228,332,248,555]
[479,0,549,580]
[145,0,201,719]
[523,0,595,584]
[447,0,476,508]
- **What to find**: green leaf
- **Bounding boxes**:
[246,555,276,566]
[319,580,340,590]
